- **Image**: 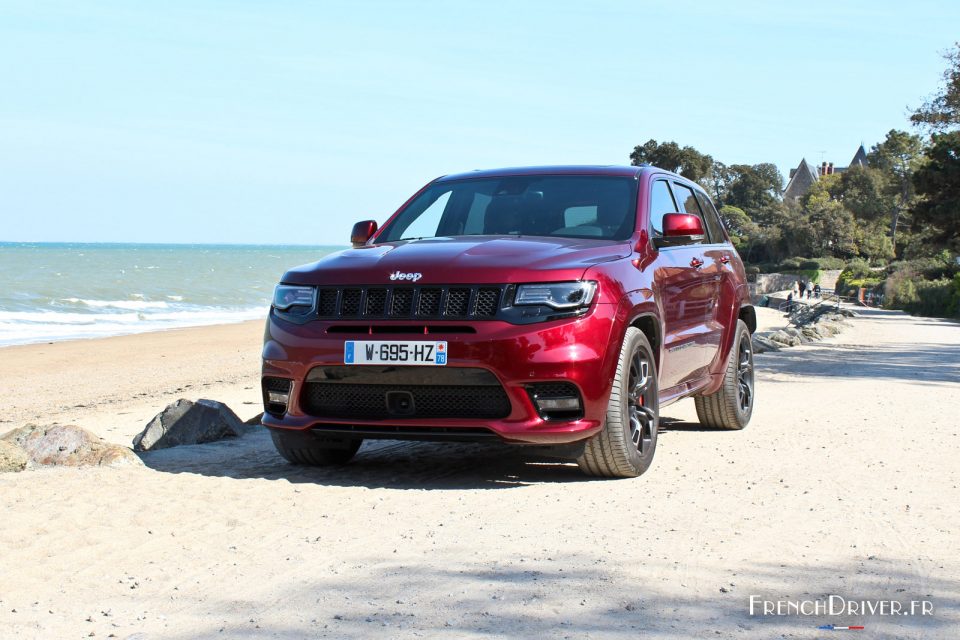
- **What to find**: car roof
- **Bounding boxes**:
[434,165,650,183]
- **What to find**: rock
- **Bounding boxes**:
[801,326,824,341]
[1,425,142,468]
[769,330,801,347]
[0,440,30,473]
[133,399,245,452]
[752,336,781,354]
[244,412,265,427]
[815,321,842,336]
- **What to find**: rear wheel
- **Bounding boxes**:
[694,319,754,430]
[269,428,362,466]
[577,327,659,478]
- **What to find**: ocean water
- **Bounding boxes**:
[0,242,342,347]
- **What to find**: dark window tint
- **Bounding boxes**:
[696,191,727,243]
[649,180,677,236]
[380,176,638,242]
[672,183,707,243]
[673,183,702,216]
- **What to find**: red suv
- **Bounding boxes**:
[262,166,755,477]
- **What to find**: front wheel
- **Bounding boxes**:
[577,327,659,478]
[694,319,754,430]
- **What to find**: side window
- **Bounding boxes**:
[672,182,707,243]
[649,179,678,237]
[695,192,727,244]
[398,191,451,239]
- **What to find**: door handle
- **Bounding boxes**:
[690,257,704,269]
[719,255,730,264]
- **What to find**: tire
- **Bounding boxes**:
[694,319,754,430]
[577,327,659,478]
[269,428,362,466]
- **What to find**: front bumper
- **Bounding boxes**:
[261,303,621,445]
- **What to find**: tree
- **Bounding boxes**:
[869,129,925,244]
[799,191,859,259]
[911,42,960,131]
[706,161,735,205]
[722,164,784,213]
[718,205,760,255]
[912,131,960,251]
[827,165,894,224]
[629,139,713,181]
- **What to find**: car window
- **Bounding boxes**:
[379,176,638,242]
[396,191,451,239]
[563,205,598,227]
[463,192,492,234]
[695,191,727,244]
[672,182,707,243]
[649,179,677,237]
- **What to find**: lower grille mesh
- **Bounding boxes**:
[301,383,511,420]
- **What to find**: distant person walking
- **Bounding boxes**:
[797,279,805,301]
[814,283,821,298]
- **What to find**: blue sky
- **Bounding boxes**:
[1,0,957,244]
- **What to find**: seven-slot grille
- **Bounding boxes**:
[315,285,504,320]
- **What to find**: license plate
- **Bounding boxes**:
[344,340,448,366]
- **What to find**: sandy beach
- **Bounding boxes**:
[1,308,959,639]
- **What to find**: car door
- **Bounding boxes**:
[696,190,740,371]
[648,178,714,390]
[664,180,719,386]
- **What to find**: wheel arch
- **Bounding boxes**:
[627,311,662,372]
[739,304,757,334]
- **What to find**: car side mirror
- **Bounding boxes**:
[350,220,378,247]
[653,213,705,248]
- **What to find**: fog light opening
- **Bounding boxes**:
[534,396,581,412]
[262,377,293,416]
[527,382,584,421]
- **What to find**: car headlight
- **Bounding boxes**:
[514,281,597,310]
[273,284,316,315]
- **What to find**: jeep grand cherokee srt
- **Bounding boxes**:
[261,165,756,478]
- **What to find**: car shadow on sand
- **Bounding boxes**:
[138,425,595,489]
[139,412,700,490]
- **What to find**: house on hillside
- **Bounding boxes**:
[783,145,868,201]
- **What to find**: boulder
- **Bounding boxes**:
[801,325,825,341]
[752,335,781,354]
[769,330,801,347]
[133,399,245,452]
[1,424,142,468]
[815,321,842,336]
[0,440,29,473]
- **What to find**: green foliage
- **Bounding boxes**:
[829,166,894,223]
[869,129,925,241]
[842,258,875,279]
[629,139,713,181]
[856,222,896,263]
[717,205,760,254]
[910,42,960,131]
[718,163,784,212]
[889,251,959,280]
[911,131,960,251]
[835,259,883,296]
[885,275,956,317]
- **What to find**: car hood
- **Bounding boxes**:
[283,236,632,285]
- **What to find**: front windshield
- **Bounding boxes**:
[378,175,638,242]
